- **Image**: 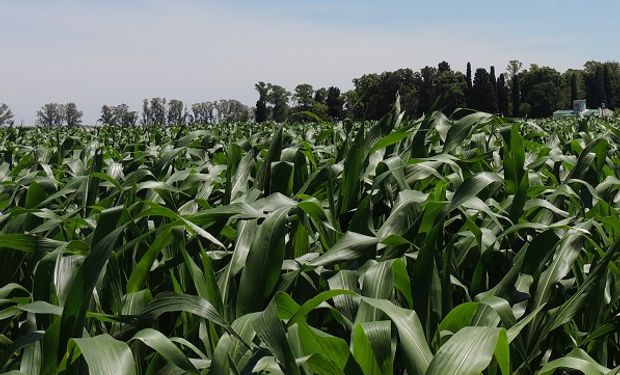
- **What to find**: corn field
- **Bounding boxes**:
[1,101,620,374]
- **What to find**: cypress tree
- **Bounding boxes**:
[571,73,578,102]
[512,74,521,117]
[255,100,268,123]
[466,62,473,106]
[489,66,499,113]
[497,74,509,116]
[255,81,269,123]
[604,65,614,109]
[587,67,606,108]
[489,66,498,112]
[471,68,497,113]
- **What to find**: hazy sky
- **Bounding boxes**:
[1,0,618,124]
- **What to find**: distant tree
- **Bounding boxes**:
[571,73,578,102]
[0,104,14,126]
[351,69,422,120]
[471,68,497,113]
[268,84,290,123]
[191,102,214,124]
[519,102,531,117]
[497,74,509,116]
[418,66,437,114]
[314,87,328,104]
[140,98,167,126]
[150,98,167,126]
[350,73,381,119]
[584,61,620,110]
[100,105,116,125]
[466,62,473,106]
[520,65,564,117]
[507,60,523,78]
[36,103,65,127]
[434,65,467,114]
[326,86,344,120]
[114,104,138,126]
[227,100,251,123]
[512,74,521,117]
[604,65,614,109]
[255,82,269,123]
[507,59,523,117]
[586,67,606,108]
[311,102,330,121]
[438,61,450,73]
[141,99,151,126]
[356,68,423,119]
[212,99,251,123]
[343,90,361,119]
[167,99,185,125]
[293,84,314,111]
[64,102,82,127]
[489,66,498,109]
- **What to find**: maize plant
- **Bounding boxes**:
[0,100,620,374]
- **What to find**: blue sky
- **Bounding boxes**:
[1,0,618,123]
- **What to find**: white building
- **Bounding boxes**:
[553,100,614,119]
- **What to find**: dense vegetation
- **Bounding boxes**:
[1,101,620,374]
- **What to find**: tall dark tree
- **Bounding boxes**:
[497,74,509,116]
[419,66,437,114]
[571,73,578,102]
[438,61,450,73]
[255,82,269,123]
[586,67,606,108]
[507,61,523,117]
[470,68,497,113]
[314,88,328,104]
[466,62,473,106]
[326,86,344,120]
[604,65,614,109]
[489,66,498,110]
[512,74,521,117]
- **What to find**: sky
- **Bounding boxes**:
[1,0,618,124]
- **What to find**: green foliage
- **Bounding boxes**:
[471,68,497,113]
[1,104,620,374]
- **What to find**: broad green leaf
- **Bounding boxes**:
[236,207,290,316]
[426,327,502,375]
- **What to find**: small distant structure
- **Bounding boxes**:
[553,100,614,119]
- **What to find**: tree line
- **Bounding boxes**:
[0,99,252,127]
[253,59,618,122]
[0,59,617,126]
